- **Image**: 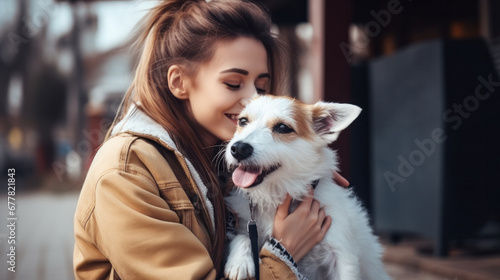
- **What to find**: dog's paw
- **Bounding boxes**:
[224,254,255,280]
[224,235,255,280]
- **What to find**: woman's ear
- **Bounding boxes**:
[167,65,189,100]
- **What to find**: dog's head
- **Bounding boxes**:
[226,95,361,202]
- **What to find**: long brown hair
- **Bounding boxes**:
[106,0,287,271]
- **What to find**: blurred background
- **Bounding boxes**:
[0,0,499,279]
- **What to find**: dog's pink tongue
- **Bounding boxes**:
[232,166,261,188]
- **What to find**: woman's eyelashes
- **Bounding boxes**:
[224,82,240,90]
[223,82,267,94]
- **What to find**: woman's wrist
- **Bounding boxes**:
[268,237,298,268]
[270,234,300,262]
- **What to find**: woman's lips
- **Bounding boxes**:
[225,113,238,125]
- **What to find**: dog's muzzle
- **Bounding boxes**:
[230,141,253,161]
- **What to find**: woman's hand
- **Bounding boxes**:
[271,173,348,262]
[333,171,350,188]
[272,190,332,263]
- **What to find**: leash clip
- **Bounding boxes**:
[247,200,257,230]
[247,219,256,233]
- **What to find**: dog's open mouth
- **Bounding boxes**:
[232,164,280,188]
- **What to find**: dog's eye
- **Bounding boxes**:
[238,117,248,127]
[273,123,294,134]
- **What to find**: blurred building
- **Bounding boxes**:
[0,0,150,188]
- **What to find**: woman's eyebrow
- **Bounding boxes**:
[220,68,270,79]
[220,68,249,75]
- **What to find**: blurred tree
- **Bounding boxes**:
[24,65,67,128]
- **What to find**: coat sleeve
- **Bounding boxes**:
[259,241,303,280]
[86,169,217,280]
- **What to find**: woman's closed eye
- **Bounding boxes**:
[224,83,240,90]
[224,82,266,94]
[255,79,268,94]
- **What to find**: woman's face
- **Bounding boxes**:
[186,37,269,145]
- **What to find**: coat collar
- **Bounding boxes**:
[110,103,215,230]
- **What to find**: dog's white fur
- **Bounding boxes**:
[224,95,391,280]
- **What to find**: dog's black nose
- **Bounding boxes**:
[231,141,253,161]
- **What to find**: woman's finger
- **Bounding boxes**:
[298,188,314,210]
[310,199,321,213]
[333,171,350,188]
[320,215,332,236]
[317,207,326,226]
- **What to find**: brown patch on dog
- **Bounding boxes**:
[311,103,325,121]
[268,117,299,143]
[292,101,315,140]
[265,99,316,142]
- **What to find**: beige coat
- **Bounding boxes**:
[73,106,299,279]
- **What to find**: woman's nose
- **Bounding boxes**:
[240,90,258,107]
[240,96,252,107]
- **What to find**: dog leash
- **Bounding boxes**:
[248,200,260,280]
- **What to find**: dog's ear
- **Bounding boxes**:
[311,102,362,143]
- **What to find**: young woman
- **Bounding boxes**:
[74,0,347,279]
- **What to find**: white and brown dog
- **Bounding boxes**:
[224,95,391,280]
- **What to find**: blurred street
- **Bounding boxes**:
[0,191,79,280]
